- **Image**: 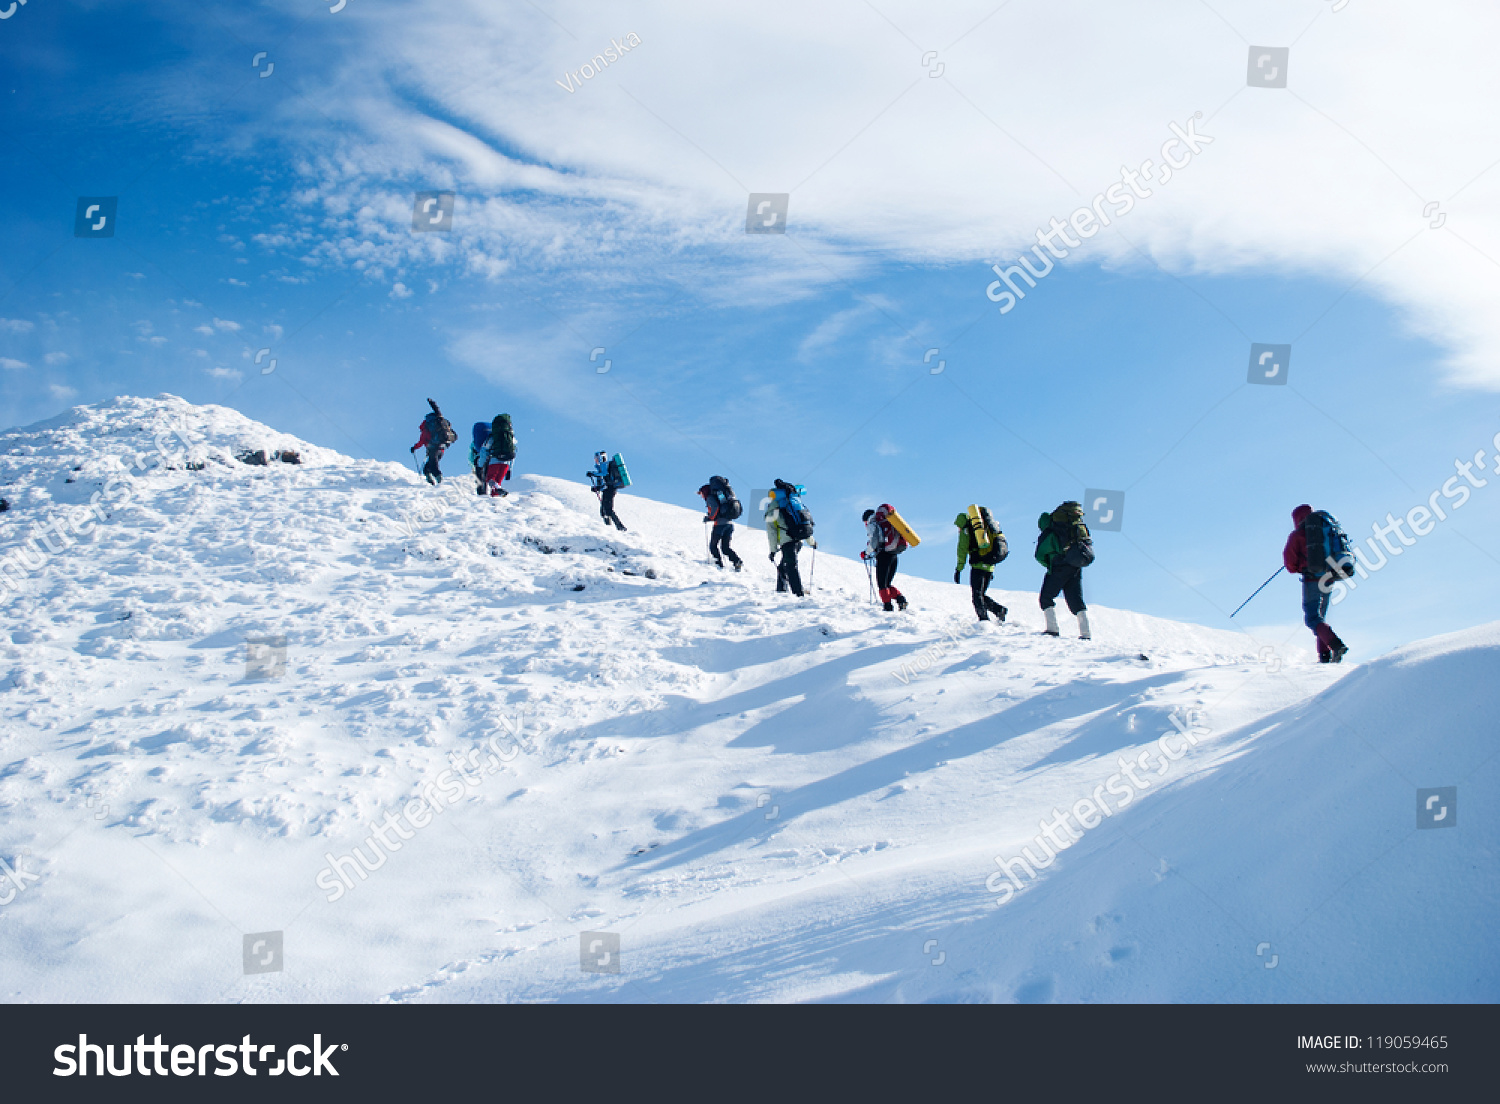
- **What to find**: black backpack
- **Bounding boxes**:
[707,475,742,521]
[424,399,457,447]
[489,415,517,462]
[969,506,1009,566]
[1303,510,1355,581]
[1053,501,1095,568]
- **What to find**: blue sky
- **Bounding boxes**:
[3,0,1500,658]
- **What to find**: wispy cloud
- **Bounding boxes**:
[227,0,1500,388]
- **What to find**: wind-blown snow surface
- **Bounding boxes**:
[0,396,1493,1003]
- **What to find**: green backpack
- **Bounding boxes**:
[489,415,517,462]
[1035,502,1094,568]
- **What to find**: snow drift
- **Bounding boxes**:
[0,396,1491,1003]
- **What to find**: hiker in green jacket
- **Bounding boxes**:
[953,510,1008,622]
[1034,501,1094,639]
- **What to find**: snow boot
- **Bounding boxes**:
[1077,610,1092,641]
[895,593,908,611]
[732,559,743,572]
[614,519,628,532]
[985,598,1007,621]
[1318,650,1332,664]
[1043,606,1061,636]
[882,600,895,612]
[1328,634,1348,663]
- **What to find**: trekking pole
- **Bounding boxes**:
[808,547,816,592]
[1230,566,1284,618]
[864,558,874,604]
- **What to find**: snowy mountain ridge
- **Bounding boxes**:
[0,395,1492,1003]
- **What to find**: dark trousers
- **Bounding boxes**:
[776,541,803,596]
[421,446,443,484]
[969,568,1006,618]
[874,551,901,599]
[710,523,740,566]
[600,486,624,529]
[1039,565,1086,614]
[1301,576,1338,650]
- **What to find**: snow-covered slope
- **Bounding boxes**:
[0,396,1491,1003]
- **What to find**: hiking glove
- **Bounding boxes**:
[954,569,962,584]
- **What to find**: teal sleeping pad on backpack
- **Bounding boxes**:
[609,453,631,489]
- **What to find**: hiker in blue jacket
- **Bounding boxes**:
[588,451,626,531]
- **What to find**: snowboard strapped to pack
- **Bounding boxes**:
[706,475,741,520]
[1303,509,1356,581]
[773,479,814,541]
[965,504,1008,565]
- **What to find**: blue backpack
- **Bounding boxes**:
[773,479,814,541]
[469,423,491,470]
[1303,510,1356,581]
[607,453,631,489]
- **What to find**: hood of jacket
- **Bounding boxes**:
[1292,503,1313,526]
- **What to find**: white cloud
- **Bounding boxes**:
[49,384,77,401]
[259,0,1500,388]
[390,281,414,299]
[876,438,901,456]
[0,318,34,334]
[194,324,214,335]
[205,366,243,381]
[192,348,210,358]
[43,352,70,365]
[795,298,902,363]
[0,357,28,370]
[213,318,241,331]
[264,323,284,341]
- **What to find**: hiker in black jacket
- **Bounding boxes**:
[699,479,743,570]
[1034,501,1094,640]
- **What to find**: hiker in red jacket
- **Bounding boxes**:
[409,400,453,486]
[1284,503,1349,663]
